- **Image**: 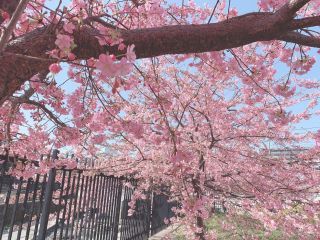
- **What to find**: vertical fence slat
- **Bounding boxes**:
[74,173,84,240]
[38,168,56,240]
[94,175,103,240]
[101,177,111,240]
[79,175,89,238]
[119,183,130,240]
[64,174,76,239]
[89,174,99,240]
[52,169,66,240]
[25,174,40,240]
[0,176,13,239]
[32,174,47,240]
[113,178,122,240]
[122,186,127,240]
[96,175,106,239]
[59,170,72,240]
[83,175,93,240]
[109,177,118,240]
[104,177,114,240]
[87,175,97,240]
[108,177,115,240]
[70,171,81,239]
[17,178,32,239]
[0,157,6,194]
[8,177,23,240]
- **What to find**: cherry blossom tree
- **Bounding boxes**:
[1,0,320,239]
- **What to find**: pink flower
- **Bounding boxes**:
[126,45,136,62]
[87,58,96,67]
[118,43,126,51]
[55,34,73,52]
[96,54,117,77]
[68,53,76,60]
[126,121,144,139]
[127,209,135,216]
[49,63,62,74]
[92,134,104,144]
[63,22,75,34]
[1,11,10,20]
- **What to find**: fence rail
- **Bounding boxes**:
[0,156,176,240]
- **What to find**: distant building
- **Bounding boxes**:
[269,148,307,161]
[269,148,320,170]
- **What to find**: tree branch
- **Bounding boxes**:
[0,0,29,51]
[278,31,320,48]
[0,12,278,105]
[25,99,67,127]
[289,15,320,29]
[0,7,320,106]
[275,0,311,22]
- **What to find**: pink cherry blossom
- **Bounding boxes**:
[126,45,136,62]
[1,1,320,239]
[63,22,75,34]
[68,52,76,60]
[55,34,73,53]
[49,63,62,74]
[1,11,10,20]
[96,54,131,77]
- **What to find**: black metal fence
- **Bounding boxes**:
[0,156,176,240]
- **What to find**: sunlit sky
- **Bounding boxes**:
[46,0,320,146]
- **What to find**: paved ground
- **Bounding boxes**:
[149,224,180,240]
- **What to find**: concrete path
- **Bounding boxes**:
[149,224,180,240]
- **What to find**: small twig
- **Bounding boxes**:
[25,99,67,127]
[83,16,117,29]
[227,0,231,20]
[3,52,55,62]
[208,0,220,24]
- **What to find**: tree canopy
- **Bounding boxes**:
[1,0,320,238]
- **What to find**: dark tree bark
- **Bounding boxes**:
[0,0,20,24]
[0,0,318,105]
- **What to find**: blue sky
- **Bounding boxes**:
[47,0,320,146]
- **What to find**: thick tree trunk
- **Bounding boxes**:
[196,216,206,240]
[192,173,206,240]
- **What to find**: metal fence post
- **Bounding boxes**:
[149,192,154,238]
[146,192,152,238]
[113,179,123,240]
[38,149,59,239]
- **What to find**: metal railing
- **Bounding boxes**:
[0,155,176,240]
